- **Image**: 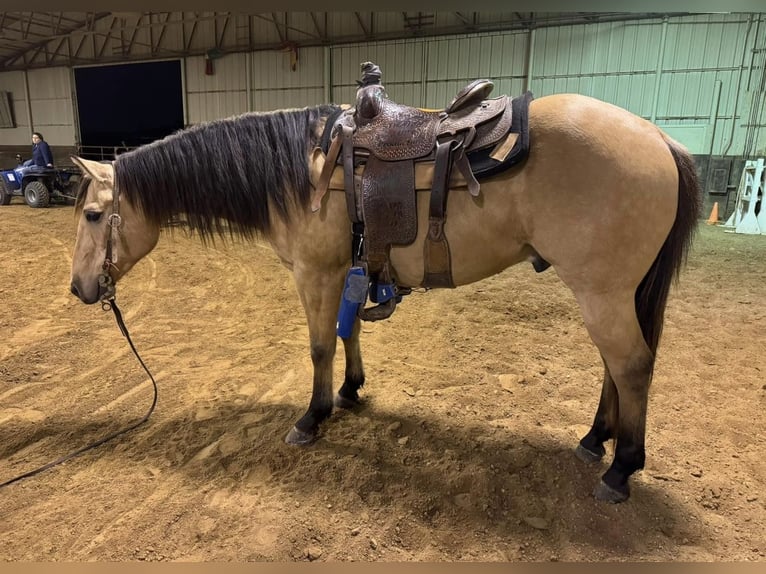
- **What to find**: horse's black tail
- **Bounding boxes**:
[635,135,703,354]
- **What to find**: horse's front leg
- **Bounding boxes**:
[335,317,365,409]
[285,265,347,445]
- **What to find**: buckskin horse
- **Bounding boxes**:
[68,65,701,503]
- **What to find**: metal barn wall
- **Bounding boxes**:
[249,47,325,112]
[332,40,427,106]
[532,21,661,117]
[0,70,30,142]
[423,34,528,108]
[0,13,763,161]
[0,67,76,146]
[184,12,766,157]
[185,53,248,124]
[26,67,77,145]
[331,33,528,110]
[527,13,763,156]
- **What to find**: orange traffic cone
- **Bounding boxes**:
[706,202,719,225]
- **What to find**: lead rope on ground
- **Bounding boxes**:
[0,299,158,489]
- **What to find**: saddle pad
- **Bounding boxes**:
[361,156,418,251]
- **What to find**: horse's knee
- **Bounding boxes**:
[310,342,334,366]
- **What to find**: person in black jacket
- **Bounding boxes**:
[22,132,54,168]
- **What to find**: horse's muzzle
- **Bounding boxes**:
[70,280,101,305]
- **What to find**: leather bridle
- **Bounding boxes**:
[98,187,122,310]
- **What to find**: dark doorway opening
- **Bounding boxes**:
[74,60,183,160]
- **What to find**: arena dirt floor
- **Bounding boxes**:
[0,200,764,562]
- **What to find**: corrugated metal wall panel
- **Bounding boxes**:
[332,40,425,107]
[0,70,26,95]
[3,13,762,155]
[252,89,325,112]
[250,47,326,111]
[333,41,424,85]
[186,92,248,124]
[532,21,658,113]
[424,32,526,109]
[186,53,247,93]
[186,54,247,123]
[26,67,71,99]
[0,71,30,140]
[426,33,526,81]
[655,14,757,152]
[189,11,762,158]
[252,47,324,89]
[25,68,75,145]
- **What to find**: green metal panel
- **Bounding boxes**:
[523,13,762,155]
[173,11,763,156]
[531,20,657,116]
[332,40,424,87]
[423,32,526,108]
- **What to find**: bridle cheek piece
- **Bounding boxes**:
[99,191,122,311]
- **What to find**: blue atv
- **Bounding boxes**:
[0,155,81,208]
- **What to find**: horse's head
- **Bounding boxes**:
[69,156,160,304]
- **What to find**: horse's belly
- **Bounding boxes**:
[389,182,530,288]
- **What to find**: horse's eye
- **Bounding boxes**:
[85,211,102,222]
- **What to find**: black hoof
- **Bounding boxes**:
[575,443,604,464]
[593,479,629,503]
[285,426,317,446]
[334,392,361,410]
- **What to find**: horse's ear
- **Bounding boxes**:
[70,156,114,185]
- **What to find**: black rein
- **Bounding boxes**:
[0,298,158,488]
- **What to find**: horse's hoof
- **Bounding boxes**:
[575,443,604,464]
[334,392,360,410]
[284,426,317,446]
[593,480,629,503]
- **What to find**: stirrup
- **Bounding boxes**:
[357,297,396,322]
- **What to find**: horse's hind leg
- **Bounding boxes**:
[577,290,654,503]
[576,357,618,463]
[335,317,366,409]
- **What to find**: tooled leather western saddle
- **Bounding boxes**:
[312,62,535,328]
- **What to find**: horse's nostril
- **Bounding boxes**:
[70,283,80,298]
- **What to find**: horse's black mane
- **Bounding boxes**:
[102,104,339,241]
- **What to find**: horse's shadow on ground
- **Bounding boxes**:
[1,395,701,558]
